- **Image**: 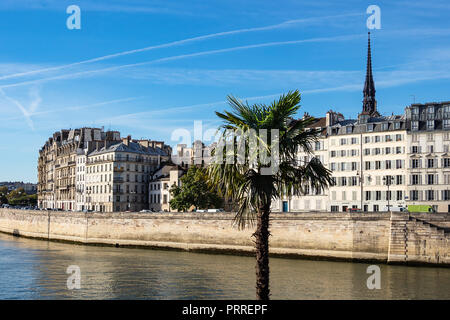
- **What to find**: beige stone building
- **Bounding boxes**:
[38,129,171,212]
[405,102,450,212]
[149,165,186,212]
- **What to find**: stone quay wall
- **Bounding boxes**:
[0,209,448,266]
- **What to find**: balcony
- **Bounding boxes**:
[113,167,124,172]
[113,177,124,183]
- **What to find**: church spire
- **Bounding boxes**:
[362,32,378,116]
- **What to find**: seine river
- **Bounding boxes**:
[0,232,448,300]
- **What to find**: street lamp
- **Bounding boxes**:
[356,170,363,211]
[383,176,392,212]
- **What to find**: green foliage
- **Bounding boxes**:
[207,90,334,228]
[4,188,37,206]
[169,166,223,212]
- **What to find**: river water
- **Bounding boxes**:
[0,232,448,300]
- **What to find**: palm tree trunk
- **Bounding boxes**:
[255,204,270,300]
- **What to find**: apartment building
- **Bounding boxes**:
[38,129,171,212]
[85,136,170,212]
[326,113,407,212]
[272,115,329,212]
[149,164,186,212]
[405,102,450,212]
[38,127,111,210]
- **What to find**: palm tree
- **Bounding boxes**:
[207,90,333,300]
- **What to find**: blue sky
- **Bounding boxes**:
[0,0,449,182]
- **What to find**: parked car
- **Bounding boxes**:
[140,209,152,213]
[207,209,224,213]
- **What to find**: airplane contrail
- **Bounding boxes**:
[0,33,365,89]
[0,13,362,81]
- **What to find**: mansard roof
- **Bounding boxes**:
[89,141,168,157]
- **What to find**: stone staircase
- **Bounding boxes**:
[388,213,449,265]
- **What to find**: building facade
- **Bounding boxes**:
[149,165,186,212]
[272,33,449,213]
[38,129,171,212]
[405,102,450,212]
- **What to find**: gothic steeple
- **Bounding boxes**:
[362,32,379,117]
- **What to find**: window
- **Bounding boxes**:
[385,135,392,142]
[428,159,435,168]
[330,151,336,157]
[351,162,358,171]
[375,136,380,143]
[373,205,379,212]
[331,206,339,212]
[385,147,391,154]
[346,126,353,134]
[364,148,370,155]
[427,120,434,130]
[375,161,381,170]
[396,134,402,141]
[367,124,374,132]
[396,147,402,154]
[397,190,403,201]
[394,122,401,130]
[443,190,450,201]
[396,175,403,185]
[382,123,389,131]
[427,174,434,185]
[444,158,450,168]
[427,190,434,201]
[412,146,419,154]
[351,176,358,186]
[412,175,420,185]
[351,137,357,144]
[376,191,381,200]
[386,191,392,201]
[411,190,419,201]
[315,141,321,151]
[365,191,371,201]
[365,161,371,170]
[364,136,370,143]
[340,138,347,145]
[385,160,392,169]
[444,119,450,129]
[340,150,346,157]
[412,121,419,131]
[374,148,381,155]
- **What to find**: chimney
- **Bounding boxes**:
[139,140,149,148]
[326,111,334,127]
[122,135,131,146]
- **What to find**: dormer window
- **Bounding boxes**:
[346,126,353,134]
[367,124,374,132]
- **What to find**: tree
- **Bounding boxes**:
[0,186,8,204]
[169,166,223,211]
[6,188,37,206]
[207,90,333,300]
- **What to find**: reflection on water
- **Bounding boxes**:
[0,232,448,300]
